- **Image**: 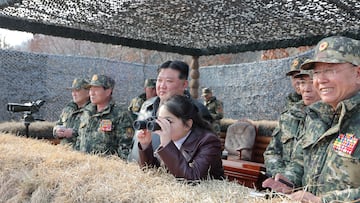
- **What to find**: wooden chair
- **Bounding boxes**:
[222,121,274,189]
[237,135,272,163]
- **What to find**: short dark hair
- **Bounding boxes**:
[158,60,189,80]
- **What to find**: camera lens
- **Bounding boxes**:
[133,120,147,130]
[146,120,161,131]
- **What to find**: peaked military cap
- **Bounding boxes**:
[67,78,90,90]
[89,74,115,89]
[301,36,360,70]
[294,69,313,79]
[201,87,212,96]
[144,78,156,88]
[286,57,307,76]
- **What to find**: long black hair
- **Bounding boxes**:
[160,95,213,132]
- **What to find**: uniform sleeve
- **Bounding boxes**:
[213,100,224,120]
[263,126,286,176]
[282,132,304,187]
[321,187,360,202]
[116,111,136,160]
[53,108,68,137]
[128,98,136,111]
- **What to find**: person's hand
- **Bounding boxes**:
[154,117,172,147]
[289,191,321,203]
[262,173,294,194]
[137,129,152,149]
[62,128,73,138]
[55,126,66,138]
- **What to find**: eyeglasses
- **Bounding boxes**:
[312,68,339,79]
[312,64,357,79]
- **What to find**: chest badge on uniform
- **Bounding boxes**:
[100,119,112,132]
[333,133,358,155]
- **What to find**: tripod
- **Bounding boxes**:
[23,112,35,138]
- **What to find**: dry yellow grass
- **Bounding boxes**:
[0,133,295,203]
[0,121,55,138]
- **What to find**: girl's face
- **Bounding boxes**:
[158,105,192,141]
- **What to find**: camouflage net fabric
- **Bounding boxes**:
[0,0,359,55]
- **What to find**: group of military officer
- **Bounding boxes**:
[53,74,135,159]
[262,36,360,202]
[53,35,360,202]
[54,63,224,160]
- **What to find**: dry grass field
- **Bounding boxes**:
[0,130,296,202]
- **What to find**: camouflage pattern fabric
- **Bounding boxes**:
[204,96,224,121]
[301,36,360,70]
[77,100,134,160]
[284,92,302,111]
[54,100,90,149]
[284,92,360,202]
[89,74,115,89]
[286,57,306,76]
[264,100,306,176]
[128,93,146,113]
[67,78,90,90]
[204,96,224,134]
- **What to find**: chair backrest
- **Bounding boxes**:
[224,121,256,160]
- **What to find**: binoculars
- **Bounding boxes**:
[133,117,161,131]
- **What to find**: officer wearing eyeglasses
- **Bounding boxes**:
[263,36,360,202]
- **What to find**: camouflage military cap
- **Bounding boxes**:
[201,87,212,96]
[67,78,90,90]
[286,57,307,76]
[294,70,313,79]
[301,36,360,70]
[89,74,115,89]
[144,78,156,88]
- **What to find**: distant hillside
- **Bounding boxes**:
[16,34,312,66]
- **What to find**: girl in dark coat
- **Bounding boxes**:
[137,95,224,180]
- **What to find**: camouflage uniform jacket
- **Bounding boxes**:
[128,93,146,113]
[264,100,306,176]
[55,100,91,149]
[284,92,360,202]
[77,100,135,160]
[284,92,302,111]
[128,93,213,162]
[204,96,224,121]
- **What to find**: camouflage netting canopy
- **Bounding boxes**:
[0,0,360,56]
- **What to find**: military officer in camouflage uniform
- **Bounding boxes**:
[264,69,320,176]
[263,36,360,202]
[53,78,90,149]
[284,57,306,109]
[128,78,157,114]
[201,87,224,135]
[77,74,134,159]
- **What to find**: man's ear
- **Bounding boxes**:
[183,80,189,90]
[105,88,113,97]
